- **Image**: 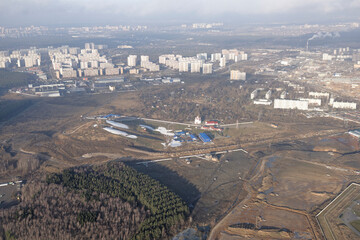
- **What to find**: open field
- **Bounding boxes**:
[1,76,360,239]
[129,150,255,225]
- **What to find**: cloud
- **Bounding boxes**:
[1,0,360,26]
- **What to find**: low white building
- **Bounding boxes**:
[332,101,357,109]
[254,99,272,105]
[298,98,322,106]
[194,116,202,125]
[265,90,272,100]
[251,89,259,99]
[274,99,308,110]
[309,92,330,98]
[280,91,287,99]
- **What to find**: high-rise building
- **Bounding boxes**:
[197,53,207,60]
[220,57,226,67]
[127,55,137,67]
[211,53,222,62]
[191,61,201,73]
[202,63,213,74]
[140,55,150,67]
[140,55,149,62]
[179,61,189,72]
[85,43,95,50]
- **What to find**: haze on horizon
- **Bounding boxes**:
[1,0,360,27]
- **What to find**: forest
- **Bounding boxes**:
[0,162,189,240]
[0,69,35,89]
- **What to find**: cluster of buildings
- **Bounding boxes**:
[127,55,160,72]
[0,48,41,68]
[322,47,355,61]
[194,117,223,131]
[158,49,247,75]
[159,54,209,73]
[180,23,223,29]
[0,25,149,39]
[140,77,181,84]
[251,86,358,111]
[171,130,212,146]
[49,43,121,78]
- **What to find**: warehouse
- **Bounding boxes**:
[199,133,212,143]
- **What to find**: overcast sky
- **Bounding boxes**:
[1,0,360,26]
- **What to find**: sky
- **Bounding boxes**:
[1,0,360,27]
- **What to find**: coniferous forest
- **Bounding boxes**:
[0,162,190,239]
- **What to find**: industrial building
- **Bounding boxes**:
[274,99,309,110]
[32,84,64,97]
[198,133,212,143]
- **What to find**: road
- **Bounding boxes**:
[208,158,266,240]
[135,148,249,166]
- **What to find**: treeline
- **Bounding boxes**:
[0,69,35,89]
[1,173,146,239]
[46,162,190,239]
[139,82,257,122]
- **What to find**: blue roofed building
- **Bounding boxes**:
[198,133,211,143]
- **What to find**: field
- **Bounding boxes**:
[1,76,360,239]
[129,150,255,225]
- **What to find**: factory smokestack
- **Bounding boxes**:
[306,31,340,52]
[306,40,309,51]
